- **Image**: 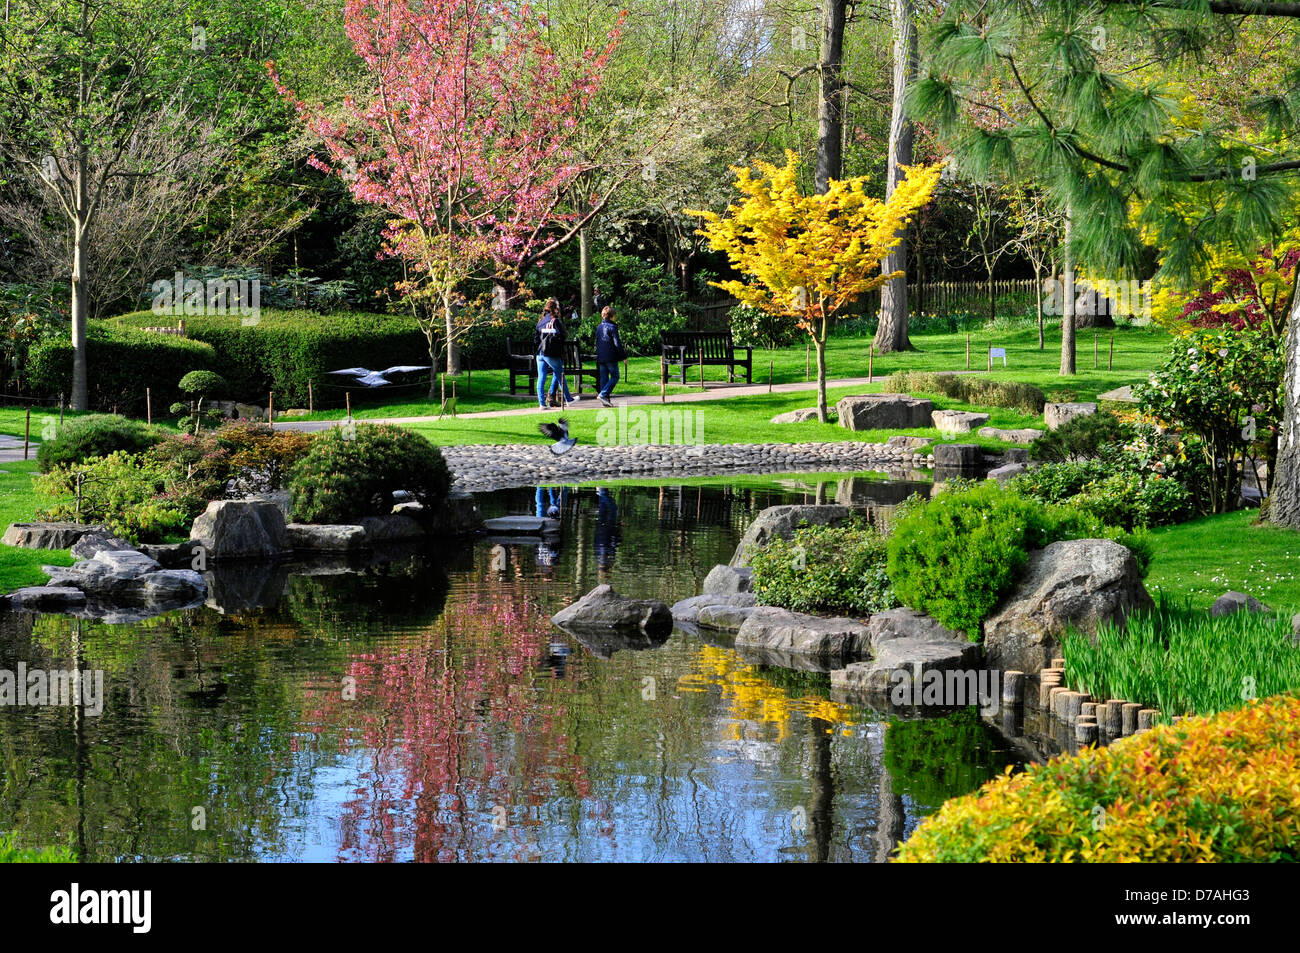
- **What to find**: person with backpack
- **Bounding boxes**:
[534,298,578,408]
[593,305,626,406]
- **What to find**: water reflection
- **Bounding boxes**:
[0,476,1021,863]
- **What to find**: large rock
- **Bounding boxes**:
[831,639,984,699]
[140,540,204,569]
[987,463,1026,485]
[770,408,820,424]
[863,607,966,651]
[1043,402,1097,430]
[2,522,110,550]
[286,523,368,553]
[69,532,134,561]
[671,593,757,625]
[358,513,425,543]
[730,504,859,567]
[835,393,934,431]
[885,435,934,450]
[6,586,87,611]
[138,569,205,604]
[428,490,484,536]
[697,600,760,633]
[1210,590,1272,617]
[978,426,1044,445]
[190,500,289,560]
[735,606,870,662]
[932,409,990,435]
[552,584,672,635]
[702,564,753,595]
[34,546,204,612]
[983,538,1154,674]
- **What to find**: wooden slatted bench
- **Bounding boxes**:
[506,337,599,396]
[660,331,753,385]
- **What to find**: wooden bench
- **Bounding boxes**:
[506,337,599,396]
[660,331,753,385]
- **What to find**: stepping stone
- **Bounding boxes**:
[483,516,561,534]
[978,426,1044,445]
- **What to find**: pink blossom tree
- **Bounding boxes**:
[272,0,624,379]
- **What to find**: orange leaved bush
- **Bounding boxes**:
[895,693,1300,862]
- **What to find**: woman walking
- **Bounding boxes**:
[534,298,577,408]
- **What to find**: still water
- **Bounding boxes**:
[0,476,1020,862]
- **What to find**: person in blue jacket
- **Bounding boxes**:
[534,298,577,408]
[593,305,626,407]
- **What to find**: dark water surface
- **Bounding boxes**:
[0,476,1021,862]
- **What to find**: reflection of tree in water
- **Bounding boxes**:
[301,593,592,862]
[882,707,1020,814]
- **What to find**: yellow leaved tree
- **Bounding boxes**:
[688,151,942,421]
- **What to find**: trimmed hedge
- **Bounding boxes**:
[27,325,218,415]
[896,694,1300,862]
[35,413,165,472]
[885,370,1046,414]
[110,310,429,407]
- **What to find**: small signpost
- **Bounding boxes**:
[989,346,1007,369]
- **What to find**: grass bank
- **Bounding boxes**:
[0,460,73,592]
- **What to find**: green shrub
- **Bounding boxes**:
[1062,598,1300,717]
[886,482,1147,640]
[1011,462,1193,529]
[728,302,801,350]
[884,370,1045,413]
[178,370,228,399]
[109,310,429,406]
[35,451,193,542]
[749,521,898,616]
[1029,410,1130,462]
[35,413,164,472]
[213,423,313,492]
[288,424,451,524]
[26,324,218,414]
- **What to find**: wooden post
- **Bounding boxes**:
[1001,671,1024,706]
[965,334,970,369]
[868,344,874,381]
[805,341,810,381]
[1109,334,1114,370]
[268,392,274,423]
[660,373,665,404]
[345,391,351,418]
[59,393,64,426]
[146,387,152,425]
[1122,702,1143,736]
[1094,331,1099,369]
[987,346,992,372]
[24,408,30,459]
[699,350,705,389]
[768,359,773,394]
[308,381,314,413]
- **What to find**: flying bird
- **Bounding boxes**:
[327,365,431,387]
[538,417,576,455]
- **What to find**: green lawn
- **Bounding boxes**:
[0,461,73,593]
[289,323,1172,424]
[1145,510,1300,610]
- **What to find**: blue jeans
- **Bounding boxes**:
[536,355,572,405]
[597,361,620,399]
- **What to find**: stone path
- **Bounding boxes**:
[443,441,934,493]
[0,433,35,464]
[274,375,881,432]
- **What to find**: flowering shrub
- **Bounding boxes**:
[895,694,1300,862]
[1135,326,1283,513]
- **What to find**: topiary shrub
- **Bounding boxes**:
[1029,410,1129,462]
[178,370,228,400]
[749,521,898,616]
[886,482,1147,640]
[288,423,451,524]
[35,413,164,472]
[895,694,1300,862]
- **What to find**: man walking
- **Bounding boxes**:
[593,305,626,407]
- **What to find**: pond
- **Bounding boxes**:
[0,474,1023,863]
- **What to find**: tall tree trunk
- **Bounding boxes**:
[579,225,593,324]
[70,217,89,410]
[815,0,846,195]
[1060,209,1076,376]
[986,267,995,325]
[807,717,835,863]
[1266,271,1300,525]
[1035,261,1045,350]
[814,320,830,423]
[873,0,918,354]
[444,287,460,376]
